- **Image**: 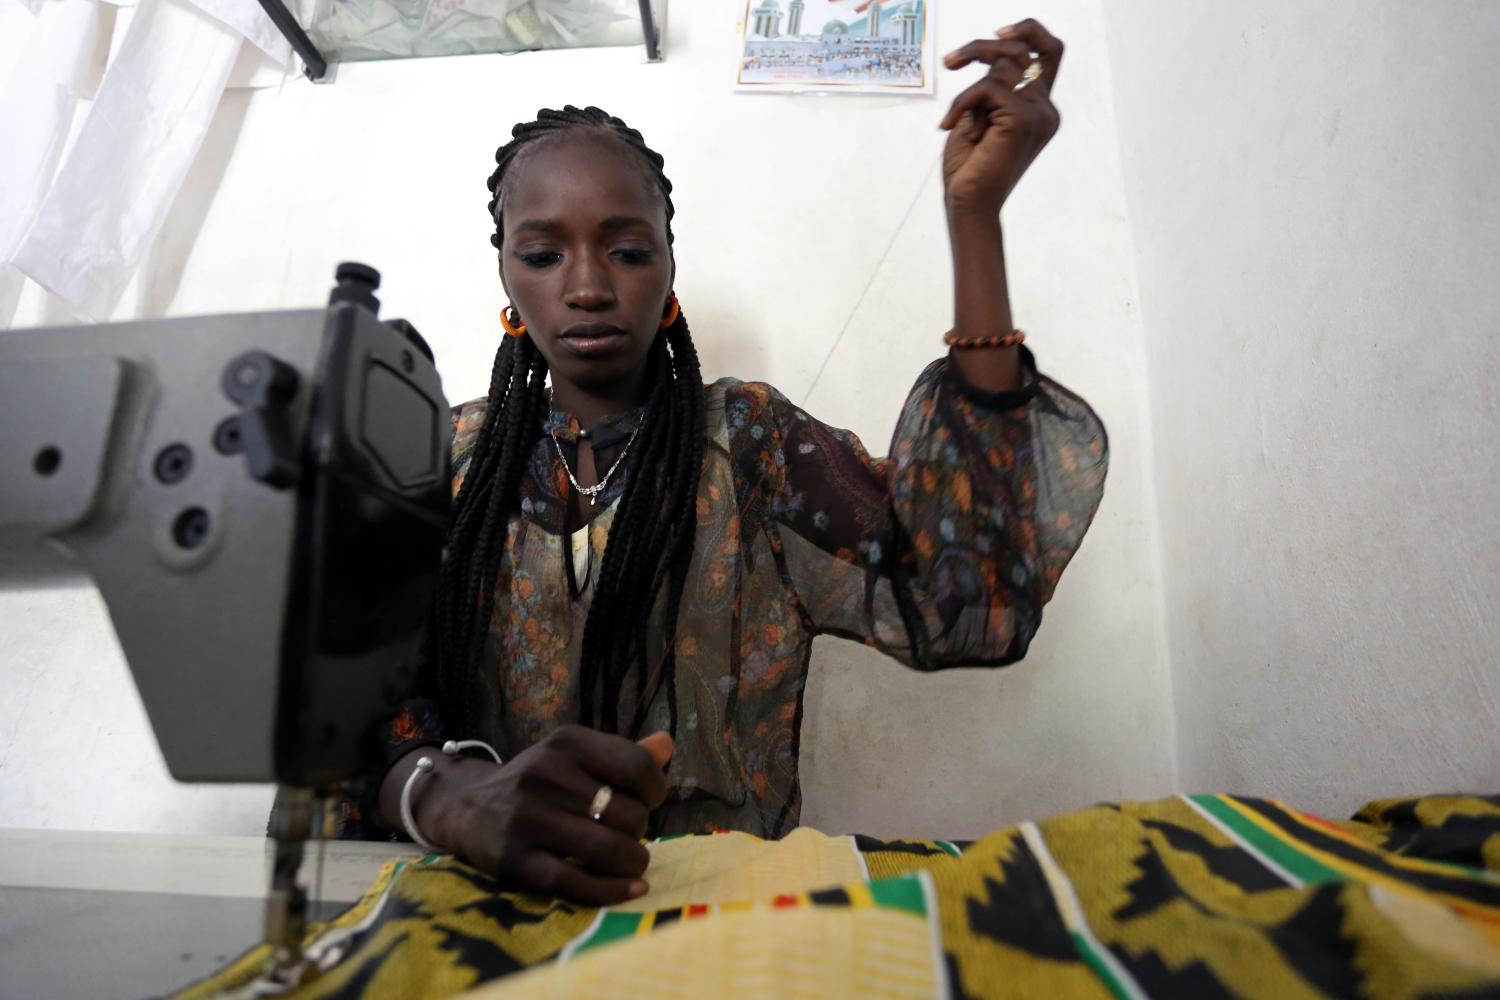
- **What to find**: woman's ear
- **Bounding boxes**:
[497,259,515,339]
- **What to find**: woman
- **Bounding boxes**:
[360,18,1107,907]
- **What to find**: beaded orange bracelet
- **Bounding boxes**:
[943,329,1026,350]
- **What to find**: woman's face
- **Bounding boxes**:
[498,133,674,400]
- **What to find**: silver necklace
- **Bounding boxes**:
[551,424,641,507]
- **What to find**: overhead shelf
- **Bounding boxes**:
[255,0,665,81]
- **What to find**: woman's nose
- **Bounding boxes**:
[563,252,616,311]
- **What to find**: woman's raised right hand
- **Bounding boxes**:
[380,725,674,905]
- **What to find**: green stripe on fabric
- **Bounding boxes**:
[869,874,927,916]
[572,911,644,956]
[1020,823,1149,1000]
[1069,931,1143,1000]
[935,840,962,857]
[1178,794,1302,887]
[1189,795,1343,885]
[1234,798,1500,903]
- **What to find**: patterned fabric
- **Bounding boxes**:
[503,869,944,999]
[337,349,1108,839]
[177,793,1500,999]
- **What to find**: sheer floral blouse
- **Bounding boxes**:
[338,347,1107,840]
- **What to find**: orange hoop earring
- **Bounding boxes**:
[659,294,680,329]
[500,305,527,337]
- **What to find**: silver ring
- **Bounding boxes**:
[588,785,613,822]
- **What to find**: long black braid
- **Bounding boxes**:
[430,106,704,741]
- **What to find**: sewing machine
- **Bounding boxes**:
[0,264,451,990]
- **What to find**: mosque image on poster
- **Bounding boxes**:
[738,0,926,88]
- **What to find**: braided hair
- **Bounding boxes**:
[430,106,705,741]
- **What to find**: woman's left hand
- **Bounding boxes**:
[939,18,1064,219]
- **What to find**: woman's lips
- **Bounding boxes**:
[559,322,628,356]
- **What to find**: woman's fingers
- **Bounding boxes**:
[997,18,1064,92]
[939,41,1034,133]
[941,68,1061,145]
[543,763,652,839]
[598,785,651,839]
[534,808,652,879]
[940,77,1017,137]
[942,38,1032,78]
[939,76,988,132]
[578,739,670,809]
[550,725,671,809]
[637,731,674,769]
[512,850,647,907]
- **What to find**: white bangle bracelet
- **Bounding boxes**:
[399,739,503,853]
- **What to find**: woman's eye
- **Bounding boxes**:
[613,247,653,265]
[516,251,559,268]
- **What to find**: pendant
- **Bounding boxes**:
[590,495,597,508]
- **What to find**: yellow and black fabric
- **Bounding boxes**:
[177,794,1500,999]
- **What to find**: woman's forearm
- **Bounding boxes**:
[947,207,1023,393]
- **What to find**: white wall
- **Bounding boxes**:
[797,1,1172,837]
[0,0,1174,836]
[1103,1,1500,813]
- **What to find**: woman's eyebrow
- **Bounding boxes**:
[511,217,651,235]
[513,218,561,235]
[599,216,653,232]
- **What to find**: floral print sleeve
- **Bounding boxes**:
[728,347,1108,668]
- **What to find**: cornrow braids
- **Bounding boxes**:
[430,106,703,743]
[486,105,677,249]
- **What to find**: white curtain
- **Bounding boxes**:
[0,0,292,326]
[0,0,112,325]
